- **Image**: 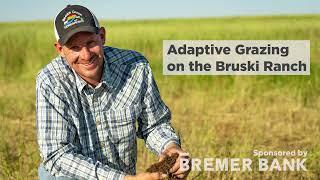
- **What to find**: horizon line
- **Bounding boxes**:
[0,13,319,23]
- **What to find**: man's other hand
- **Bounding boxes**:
[159,143,191,179]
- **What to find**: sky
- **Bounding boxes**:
[1,0,320,22]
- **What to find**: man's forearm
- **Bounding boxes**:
[144,122,181,155]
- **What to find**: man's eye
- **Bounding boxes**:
[88,41,97,47]
[70,46,80,51]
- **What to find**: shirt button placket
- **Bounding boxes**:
[91,91,99,125]
[93,91,101,127]
[94,89,106,151]
[100,142,105,149]
[96,118,101,126]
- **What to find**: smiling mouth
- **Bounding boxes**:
[81,58,95,66]
[78,57,96,66]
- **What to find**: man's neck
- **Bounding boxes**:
[81,76,101,87]
[86,66,104,87]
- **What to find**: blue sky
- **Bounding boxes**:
[1,0,320,22]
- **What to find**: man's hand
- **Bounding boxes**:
[124,172,167,180]
[159,143,191,179]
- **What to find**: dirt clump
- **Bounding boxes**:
[146,153,179,179]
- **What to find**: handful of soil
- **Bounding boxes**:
[146,153,179,179]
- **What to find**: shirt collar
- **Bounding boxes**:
[72,68,87,92]
[101,52,113,88]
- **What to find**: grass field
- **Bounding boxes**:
[1,15,320,179]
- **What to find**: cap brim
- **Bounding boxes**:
[58,26,99,45]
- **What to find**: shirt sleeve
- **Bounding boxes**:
[136,63,181,155]
[36,79,125,180]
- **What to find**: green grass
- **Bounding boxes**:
[1,15,320,179]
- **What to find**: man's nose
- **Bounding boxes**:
[79,46,92,61]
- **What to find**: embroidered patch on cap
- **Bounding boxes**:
[62,10,84,29]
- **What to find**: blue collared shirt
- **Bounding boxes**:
[36,46,180,179]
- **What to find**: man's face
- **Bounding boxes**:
[55,28,106,85]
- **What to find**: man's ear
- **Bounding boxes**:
[54,42,65,57]
[98,27,106,45]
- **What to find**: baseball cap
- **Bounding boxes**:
[54,5,100,45]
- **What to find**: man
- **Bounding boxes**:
[36,4,190,180]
